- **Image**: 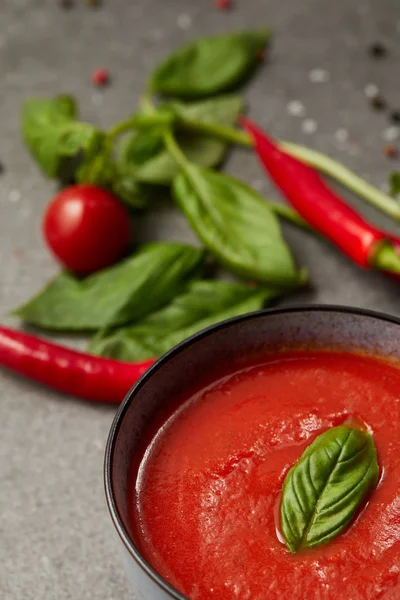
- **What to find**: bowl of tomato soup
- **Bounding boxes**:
[105,306,400,600]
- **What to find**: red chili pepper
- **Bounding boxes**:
[241,117,400,274]
[0,327,154,404]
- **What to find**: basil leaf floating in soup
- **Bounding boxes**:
[173,165,305,286]
[21,95,96,179]
[120,96,244,186]
[14,243,205,331]
[281,425,379,553]
[88,280,280,361]
[150,29,270,99]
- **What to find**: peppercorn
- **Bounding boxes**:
[215,0,232,9]
[390,110,400,124]
[384,144,398,159]
[370,95,386,110]
[369,42,387,59]
[60,0,74,8]
[91,68,110,87]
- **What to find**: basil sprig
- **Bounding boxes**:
[18,27,308,338]
[88,280,279,360]
[281,425,379,553]
[14,243,204,331]
[150,29,270,98]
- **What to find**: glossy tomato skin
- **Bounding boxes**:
[43,185,131,274]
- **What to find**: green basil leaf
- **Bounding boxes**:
[76,131,116,187]
[281,425,379,553]
[135,133,230,185]
[89,280,279,360]
[173,165,304,286]
[171,94,245,125]
[150,29,270,98]
[21,95,96,178]
[390,172,400,196]
[119,96,244,186]
[14,243,204,331]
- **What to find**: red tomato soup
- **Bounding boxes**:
[129,351,400,599]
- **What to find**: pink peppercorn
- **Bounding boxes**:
[215,0,232,10]
[91,68,109,87]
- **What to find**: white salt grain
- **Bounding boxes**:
[309,68,330,83]
[301,119,318,135]
[177,14,192,30]
[9,190,21,203]
[287,100,305,117]
[382,126,400,142]
[364,83,379,98]
[335,128,350,143]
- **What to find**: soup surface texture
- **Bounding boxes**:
[130,351,400,599]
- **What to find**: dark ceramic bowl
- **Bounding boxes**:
[104,305,400,599]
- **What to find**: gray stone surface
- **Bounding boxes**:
[1,0,400,598]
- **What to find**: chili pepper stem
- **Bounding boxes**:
[280,142,400,221]
[371,242,400,274]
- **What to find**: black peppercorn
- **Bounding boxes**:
[369,42,388,59]
[370,95,386,110]
[390,111,400,124]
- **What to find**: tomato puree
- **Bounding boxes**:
[129,351,400,599]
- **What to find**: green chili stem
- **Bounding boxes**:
[179,118,400,221]
[280,142,400,221]
[371,242,400,275]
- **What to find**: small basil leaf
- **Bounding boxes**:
[390,172,400,196]
[150,29,270,98]
[21,95,96,178]
[88,280,279,360]
[173,165,304,286]
[281,425,379,553]
[14,243,205,331]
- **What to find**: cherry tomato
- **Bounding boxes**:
[43,185,131,274]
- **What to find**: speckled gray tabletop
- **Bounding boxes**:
[1,1,400,598]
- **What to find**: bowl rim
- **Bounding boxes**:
[104,304,400,599]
